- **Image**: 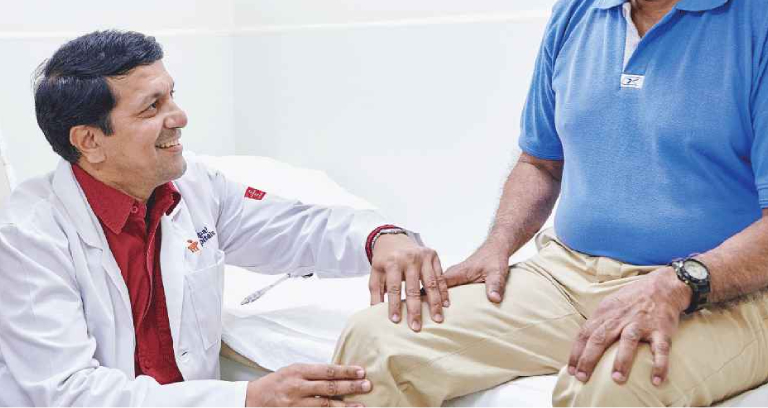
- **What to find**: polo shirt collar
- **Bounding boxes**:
[593,0,626,9]
[675,0,728,11]
[593,0,729,11]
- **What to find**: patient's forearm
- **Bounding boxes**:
[486,153,562,257]
[698,210,768,304]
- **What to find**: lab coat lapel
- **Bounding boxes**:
[52,160,132,313]
[160,199,187,351]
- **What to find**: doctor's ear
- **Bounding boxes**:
[69,125,106,164]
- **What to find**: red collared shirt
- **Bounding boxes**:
[72,165,183,384]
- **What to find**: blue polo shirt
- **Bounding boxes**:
[519,0,768,265]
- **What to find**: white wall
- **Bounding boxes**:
[0,0,237,184]
[0,125,11,205]
[0,1,556,265]
[230,5,554,265]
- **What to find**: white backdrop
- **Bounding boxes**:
[0,1,556,265]
[0,124,12,205]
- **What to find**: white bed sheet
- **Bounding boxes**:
[221,265,559,406]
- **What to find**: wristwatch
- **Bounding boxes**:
[669,258,710,314]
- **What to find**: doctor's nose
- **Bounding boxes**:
[164,101,188,130]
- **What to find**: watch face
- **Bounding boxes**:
[684,261,708,280]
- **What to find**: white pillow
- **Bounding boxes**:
[195,154,376,210]
[193,155,376,370]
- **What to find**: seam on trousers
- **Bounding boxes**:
[535,267,585,318]
[513,248,585,319]
[396,312,581,379]
[520,261,586,319]
[670,336,758,406]
[623,375,669,407]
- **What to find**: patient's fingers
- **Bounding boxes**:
[404,263,423,332]
[443,263,473,288]
[300,379,372,397]
[420,260,443,324]
[484,267,508,303]
[368,269,385,305]
[433,256,450,307]
[650,331,671,386]
[298,364,366,381]
[385,264,403,323]
[611,324,642,383]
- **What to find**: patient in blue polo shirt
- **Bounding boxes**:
[332,0,768,406]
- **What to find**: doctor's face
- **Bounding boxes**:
[99,61,188,195]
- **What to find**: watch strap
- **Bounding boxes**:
[671,259,710,314]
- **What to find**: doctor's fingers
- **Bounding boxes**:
[367,269,386,306]
[404,262,423,332]
[385,263,404,323]
[420,258,445,325]
[299,379,372,398]
[297,397,361,407]
[295,364,366,381]
[433,255,450,307]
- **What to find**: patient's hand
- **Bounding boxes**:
[442,240,511,303]
[566,267,690,386]
[245,363,370,407]
[370,234,450,332]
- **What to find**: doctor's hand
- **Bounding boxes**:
[442,240,511,303]
[370,234,449,332]
[245,363,370,407]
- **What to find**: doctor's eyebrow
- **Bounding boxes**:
[137,81,175,108]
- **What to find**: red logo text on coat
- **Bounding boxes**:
[245,187,267,200]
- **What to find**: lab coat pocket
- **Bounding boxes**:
[185,250,225,350]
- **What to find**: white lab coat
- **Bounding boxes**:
[0,156,386,406]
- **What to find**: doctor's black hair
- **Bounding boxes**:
[33,30,164,163]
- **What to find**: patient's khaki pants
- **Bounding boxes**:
[332,229,768,406]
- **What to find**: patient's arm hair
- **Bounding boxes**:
[485,152,563,257]
[698,209,768,305]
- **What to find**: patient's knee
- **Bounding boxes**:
[342,303,392,341]
[552,347,663,407]
[552,365,631,407]
[334,304,392,362]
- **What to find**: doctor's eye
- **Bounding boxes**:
[143,101,159,113]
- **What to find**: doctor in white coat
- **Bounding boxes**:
[0,30,450,406]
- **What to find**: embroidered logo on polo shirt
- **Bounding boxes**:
[245,186,267,201]
[621,74,645,89]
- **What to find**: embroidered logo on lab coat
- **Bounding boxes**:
[187,240,201,253]
[187,227,217,253]
[197,226,217,246]
[245,186,267,200]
